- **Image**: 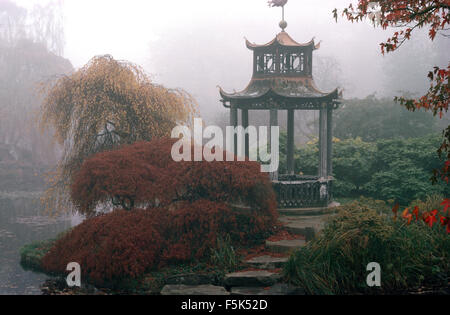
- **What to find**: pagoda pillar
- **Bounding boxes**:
[327,106,333,177]
[230,105,238,155]
[319,105,328,178]
[287,109,295,175]
[242,109,249,158]
[269,109,279,180]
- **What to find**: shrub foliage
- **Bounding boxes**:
[42,138,278,285]
[279,134,447,204]
[284,198,450,294]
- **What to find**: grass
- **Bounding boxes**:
[209,235,240,272]
[283,197,450,295]
[20,239,57,272]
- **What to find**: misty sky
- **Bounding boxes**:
[17,0,450,119]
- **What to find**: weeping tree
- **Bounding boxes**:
[40,55,197,214]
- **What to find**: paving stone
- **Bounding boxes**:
[224,270,281,287]
[265,238,306,254]
[244,255,289,269]
[230,283,305,296]
[279,215,332,240]
[165,273,218,286]
[160,284,229,295]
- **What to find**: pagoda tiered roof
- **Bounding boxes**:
[219,77,338,101]
[245,31,321,50]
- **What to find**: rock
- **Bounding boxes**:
[245,255,289,269]
[165,273,218,286]
[224,270,281,287]
[231,283,305,295]
[265,239,306,254]
[160,284,229,295]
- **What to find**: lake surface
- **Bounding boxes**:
[0,193,80,295]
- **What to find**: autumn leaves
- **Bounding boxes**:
[392,198,450,233]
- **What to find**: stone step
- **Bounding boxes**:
[265,238,306,254]
[278,214,332,241]
[230,284,305,296]
[244,255,289,269]
[165,273,217,286]
[277,202,340,217]
[160,284,229,295]
[224,270,281,287]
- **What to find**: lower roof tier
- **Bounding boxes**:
[219,77,339,102]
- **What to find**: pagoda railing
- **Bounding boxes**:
[272,175,333,209]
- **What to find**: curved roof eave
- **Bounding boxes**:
[245,32,316,50]
[220,87,339,101]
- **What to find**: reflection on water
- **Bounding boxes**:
[0,194,81,295]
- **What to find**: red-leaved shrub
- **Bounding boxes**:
[42,209,167,285]
[42,200,276,285]
[71,138,276,214]
[43,137,278,285]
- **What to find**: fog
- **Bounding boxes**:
[0,0,448,295]
[15,0,449,122]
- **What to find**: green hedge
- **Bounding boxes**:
[278,133,447,204]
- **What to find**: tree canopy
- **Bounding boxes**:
[334,95,440,142]
[334,0,450,184]
[40,55,197,213]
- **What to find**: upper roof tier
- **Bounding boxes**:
[246,31,321,51]
[219,31,339,105]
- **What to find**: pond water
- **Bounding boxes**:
[0,193,81,295]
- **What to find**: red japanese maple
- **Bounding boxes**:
[71,138,276,216]
[43,137,279,284]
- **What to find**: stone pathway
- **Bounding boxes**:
[244,255,288,269]
[159,204,338,295]
[161,284,229,295]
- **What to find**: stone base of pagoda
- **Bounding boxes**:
[272,175,335,209]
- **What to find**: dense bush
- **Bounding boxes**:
[283,198,450,294]
[363,135,447,204]
[42,209,166,285]
[42,199,276,286]
[43,137,278,285]
[71,138,276,214]
[281,134,447,204]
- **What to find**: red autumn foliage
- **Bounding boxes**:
[397,199,450,234]
[42,209,166,285]
[71,138,276,215]
[42,199,277,285]
[43,138,278,285]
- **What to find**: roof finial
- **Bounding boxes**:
[268,0,288,31]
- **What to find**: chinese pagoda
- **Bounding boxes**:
[219,8,340,209]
